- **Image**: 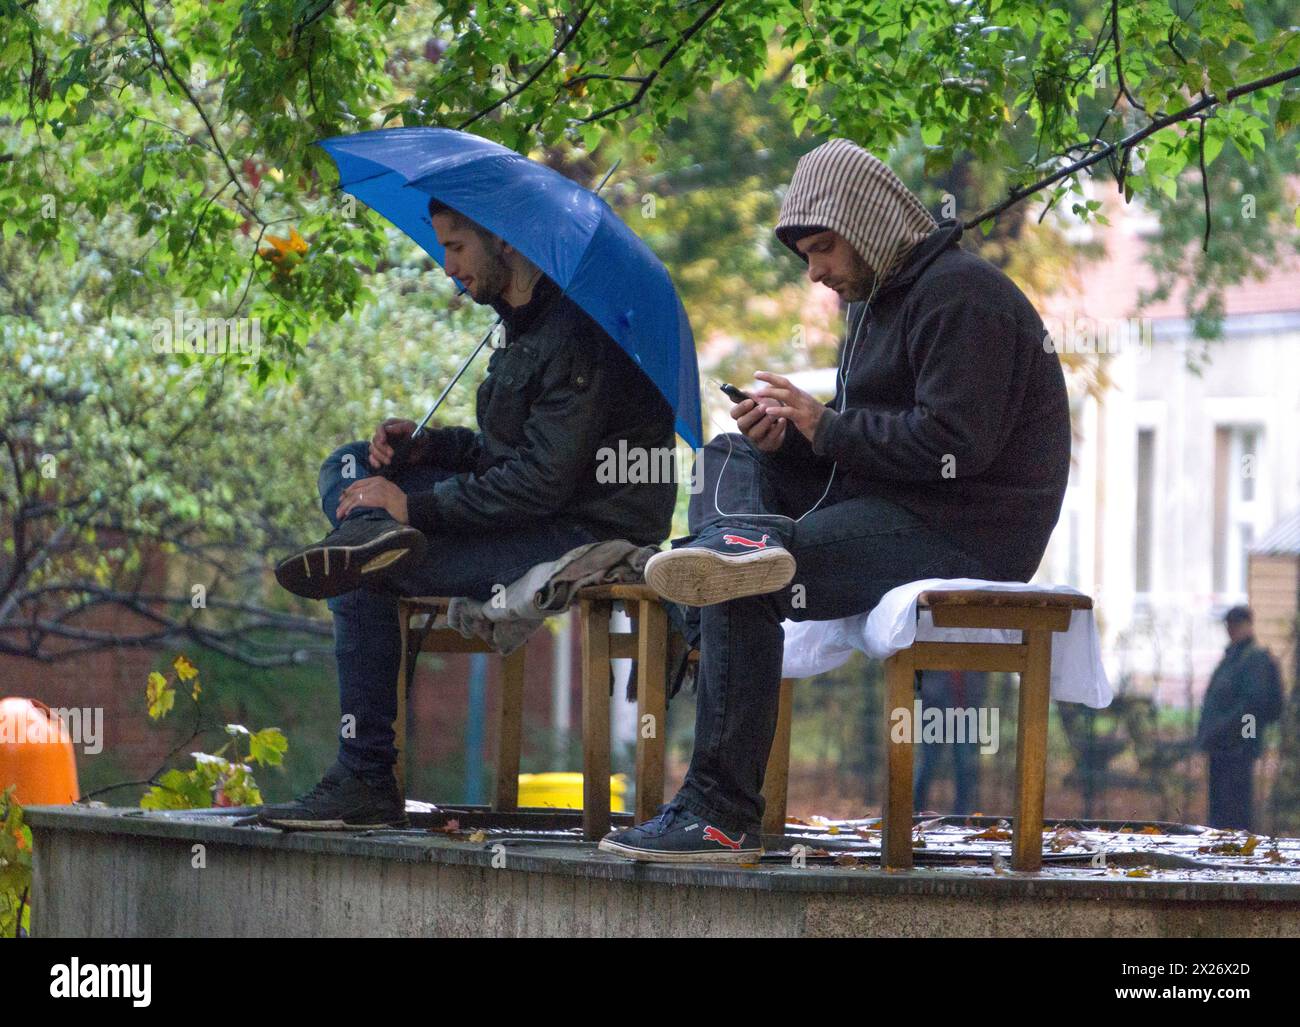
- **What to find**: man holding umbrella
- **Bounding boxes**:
[264,145,681,828]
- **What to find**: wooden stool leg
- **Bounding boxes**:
[395,603,410,796]
[761,678,795,837]
[493,646,526,812]
[580,598,612,841]
[1013,628,1052,871]
[635,599,667,823]
[882,650,915,869]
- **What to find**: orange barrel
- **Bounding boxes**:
[0,697,80,805]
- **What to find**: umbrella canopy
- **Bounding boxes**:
[313,126,702,448]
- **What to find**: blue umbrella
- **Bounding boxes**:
[313,126,702,448]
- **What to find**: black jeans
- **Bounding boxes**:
[1207,751,1256,831]
[318,440,597,777]
[669,434,1001,833]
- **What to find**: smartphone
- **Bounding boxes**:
[718,381,753,403]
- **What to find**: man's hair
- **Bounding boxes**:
[427,197,497,246]
[1224,605,1253,627]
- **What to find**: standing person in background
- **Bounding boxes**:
[1197,606,1283,831]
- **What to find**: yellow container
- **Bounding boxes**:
[517,772,628,812]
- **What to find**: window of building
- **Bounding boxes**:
[1213,425,1263,596]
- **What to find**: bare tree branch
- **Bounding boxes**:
[964,63,1300,231]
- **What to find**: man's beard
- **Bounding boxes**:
[472,253,512,304]
[840,251,879,302]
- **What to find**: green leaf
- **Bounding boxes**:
[248,727,288,767]
[1276,96,1300,135]
[1201,131,1224,166]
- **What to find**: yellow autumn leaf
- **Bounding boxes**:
[146,671,174,721]
[258,226,309,263]
[173,654,198,681]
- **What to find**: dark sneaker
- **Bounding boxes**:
[598,803,762,863]
[274,512,426,600]
[257,761,409,830]
[644,529,795,607]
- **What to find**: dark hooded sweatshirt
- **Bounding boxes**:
[771,143,1070,581]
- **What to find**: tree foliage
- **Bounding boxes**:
[3,0,1295,372]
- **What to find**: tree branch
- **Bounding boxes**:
[576,0,727,124]
[126,0,260,224]
[457,4,593,130]
[1111,0,1146,112]
[964,63,1300,230]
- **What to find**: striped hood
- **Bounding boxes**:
[775,138,937,285]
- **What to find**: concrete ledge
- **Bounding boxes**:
[28,806,1300,937]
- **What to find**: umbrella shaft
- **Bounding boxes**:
[380,319,498,479]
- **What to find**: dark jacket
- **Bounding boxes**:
[769,219,1071,582]
[1197,638,1280,758]
[404,275,677,547]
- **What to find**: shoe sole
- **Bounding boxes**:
[645,547,795,607]
[274,526,426,600]
[597,837,762,863]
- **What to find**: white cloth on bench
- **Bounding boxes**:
[780,578,1112,708]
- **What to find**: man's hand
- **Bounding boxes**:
[369,418,429,470]
[337,476,410,524]
[731,393,787,453]
[752,371,826,444]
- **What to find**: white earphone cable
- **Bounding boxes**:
[709,272,882,526]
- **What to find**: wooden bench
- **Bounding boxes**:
[395,587,694,839]
[396,585,1091,871]
[394,596,526,812]
[869,588,1093,871]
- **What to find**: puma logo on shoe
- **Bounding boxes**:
[722,533,770,549]
[702,825,743,850]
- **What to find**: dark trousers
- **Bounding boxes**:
[669,434,1001,832]
[1206,751,1256,831]
[317,440,596,777]
[912,670,987,815]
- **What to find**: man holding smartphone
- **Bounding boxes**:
[600,138,1071,862]
[263,197,676,830]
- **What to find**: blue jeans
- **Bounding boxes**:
[913,670,987,815]
[669,434,1003,833]
[318,440,597,777]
